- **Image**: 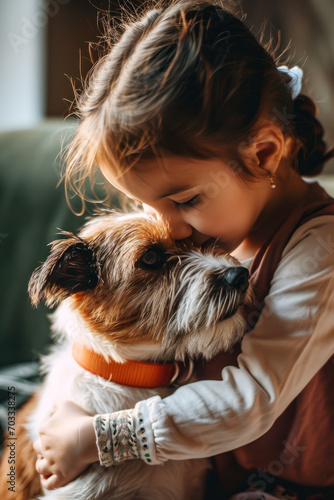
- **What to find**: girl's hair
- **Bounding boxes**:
[64,0,334,211]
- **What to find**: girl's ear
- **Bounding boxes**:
[239,124,285,176]
[28,235,100,308]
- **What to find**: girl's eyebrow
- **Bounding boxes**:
[158,185,194,199]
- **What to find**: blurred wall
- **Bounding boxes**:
[46,0,99,116]
[0,0,46,131]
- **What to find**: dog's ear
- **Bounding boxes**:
[28,234,100,307]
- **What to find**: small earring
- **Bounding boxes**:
[269,175,276,189]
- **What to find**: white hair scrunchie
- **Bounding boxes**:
[277,65,303,99]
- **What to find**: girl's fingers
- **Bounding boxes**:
[35,457,51,476]
[40,473,63,491]
[50,403,57,415]
[33,438,42,454]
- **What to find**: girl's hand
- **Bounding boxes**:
[33,400,99,490]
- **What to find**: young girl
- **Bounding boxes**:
[33,0,334,498]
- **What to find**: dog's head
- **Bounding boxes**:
[28,210,253,361]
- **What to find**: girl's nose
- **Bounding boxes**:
[169,221,193,240]
[142,204,193,241]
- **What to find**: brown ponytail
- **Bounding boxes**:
[291,94,334,176]
[64,0,334,211]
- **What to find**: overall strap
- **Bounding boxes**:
[245,181,334,330]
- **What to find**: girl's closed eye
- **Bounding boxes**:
[173,194,200,210]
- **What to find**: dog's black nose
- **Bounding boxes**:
[223,267,249,291]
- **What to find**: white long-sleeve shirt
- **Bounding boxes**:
[94,214,334,468]
[132,214,334,464]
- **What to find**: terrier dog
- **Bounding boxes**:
[1,209,252,500]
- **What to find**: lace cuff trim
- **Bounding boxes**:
[94,409,139,466]
[93,402,159,467]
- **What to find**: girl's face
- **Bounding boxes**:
[100,156,273,248]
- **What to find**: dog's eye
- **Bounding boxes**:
[136,246,167,270]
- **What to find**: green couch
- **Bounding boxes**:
[0,119,126,370]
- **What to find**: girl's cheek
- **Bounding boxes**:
[187,207,223,236]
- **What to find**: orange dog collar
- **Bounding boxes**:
[72,342,182,388]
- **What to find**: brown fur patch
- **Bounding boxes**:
[0,388,43,500]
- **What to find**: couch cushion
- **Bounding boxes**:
[0,119,123,367]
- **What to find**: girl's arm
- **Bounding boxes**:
[140,216,334,463]
[35,215,334,488]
